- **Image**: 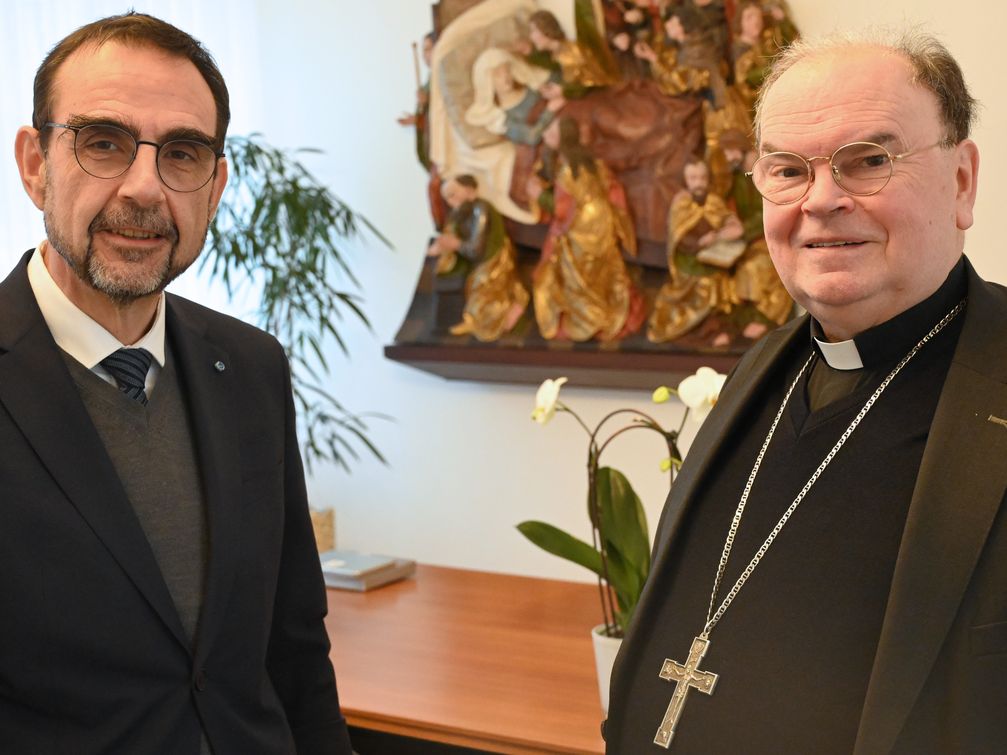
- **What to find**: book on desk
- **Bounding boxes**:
[319,550,416,591]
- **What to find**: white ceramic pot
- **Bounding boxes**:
[591,623,623,714]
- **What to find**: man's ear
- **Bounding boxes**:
[953,138,979,231]
[15,127,46,210]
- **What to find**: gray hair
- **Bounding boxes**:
[753,28,978,148]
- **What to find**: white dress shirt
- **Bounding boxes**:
[27,242,166,395]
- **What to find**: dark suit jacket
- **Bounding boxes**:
[0,251,353,754]
[608,258,1007,754]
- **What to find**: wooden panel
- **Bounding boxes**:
[385,342,740,391]
[386,257,753,391]
[326,565,607,754]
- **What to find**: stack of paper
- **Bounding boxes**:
[319,550,416,592]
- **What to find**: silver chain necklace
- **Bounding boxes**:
[652,298,966,750]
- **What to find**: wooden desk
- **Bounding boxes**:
[325,564,607,754]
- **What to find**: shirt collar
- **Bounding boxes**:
[811,336,863,370]
[810,256,967,370]
[27,243,167,369]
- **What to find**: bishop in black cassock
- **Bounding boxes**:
[604,31,1007,754]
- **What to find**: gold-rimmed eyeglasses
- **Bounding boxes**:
[43,122,224,193]
[746,141,945,205]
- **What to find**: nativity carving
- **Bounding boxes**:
[403,0,799,351]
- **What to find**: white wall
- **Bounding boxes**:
[4,1,1006,583]
[259,0,1007,582]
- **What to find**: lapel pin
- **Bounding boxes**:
[214,361,226,373]
[988,414,1007,430]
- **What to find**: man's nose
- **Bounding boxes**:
[799,159,854,215]
[116,144,166,206]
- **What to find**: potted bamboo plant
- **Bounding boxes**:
[203,133,390,471]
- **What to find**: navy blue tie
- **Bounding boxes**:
[100,348,153,405]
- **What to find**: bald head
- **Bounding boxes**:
[754,29,976,150]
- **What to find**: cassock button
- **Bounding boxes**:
[214,361,226,373]
[194,669,207,691]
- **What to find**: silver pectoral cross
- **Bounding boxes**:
[654,636,718,748]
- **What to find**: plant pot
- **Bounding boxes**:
[591,624,623,714]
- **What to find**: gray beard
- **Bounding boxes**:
[43,197,207,308]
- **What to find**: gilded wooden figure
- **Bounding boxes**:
[428,175,530,341]
[530,117,644,341]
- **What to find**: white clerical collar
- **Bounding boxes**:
[813,335,864,371]
[27,242,167,369]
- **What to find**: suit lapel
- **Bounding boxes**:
[165,298,242,656]
[0,255,188,649]
[616,318,811,700]
[854,269,1007,754]
[648,317,809,572]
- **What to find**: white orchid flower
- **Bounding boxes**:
[677,367,727,423]
[531,377,568,425]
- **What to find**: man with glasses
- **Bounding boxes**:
[2,12,352,753]
[605,30,1005,753]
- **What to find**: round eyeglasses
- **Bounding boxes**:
[746,141,943,205]
[43,122,223,193]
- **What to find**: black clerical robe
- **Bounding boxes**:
[605,257,1007,754]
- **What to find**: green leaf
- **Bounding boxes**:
[597,467,650,579]
[595,467,651,626]
[604,548,646,631]
[516,521,602,576]
[601,547,639,606]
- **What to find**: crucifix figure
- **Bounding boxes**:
[654,636,719,748]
